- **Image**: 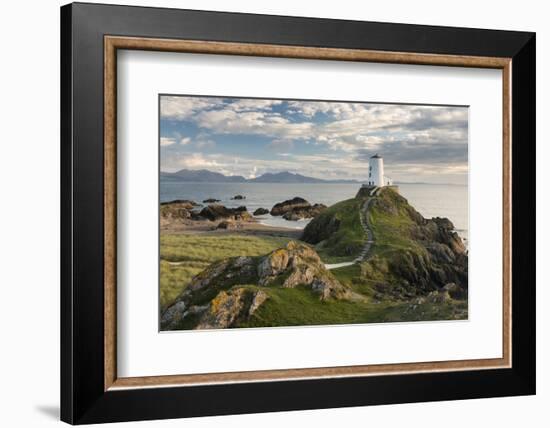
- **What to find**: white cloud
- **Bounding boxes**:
[173,153,221,169]
[160,96,222,120]
[181,99,467,155]
[229,99,283,112]
[160,96,468,183]
[160,137,176,146]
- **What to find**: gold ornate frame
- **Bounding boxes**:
[103,36,512,391]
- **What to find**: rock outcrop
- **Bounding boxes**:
[160,241,352,330]
[282,203,327,221]
[270,197,310,216]
[231,194,246,200]
[198,204,252,222]
[160,200,201,225]
[203,198,221,203]
[253,207,269,216]
[160,199,199,208]
[270,197,327,220]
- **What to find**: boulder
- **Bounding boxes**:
[195,288,269,329]
[160,205,191,221]
[231,194,246,200]
[253,207,269,216]
[281,203,327,220]
[160,301,187,330]
[270,197,310,216]
[160,199,199,208]
[248,290,268,316]
[195,288,249,329]
[198,204,253,222]
[198,204,234,221]
[160,201,199,226]
[203,198,221,203]
[235,210,253,222]
[257,241,351,300]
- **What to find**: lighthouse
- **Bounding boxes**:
[358,154,396,197]
[368,154,384,186]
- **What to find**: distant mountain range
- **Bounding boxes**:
[160,169,359,184]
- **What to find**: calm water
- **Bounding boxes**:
[160,182,468,240]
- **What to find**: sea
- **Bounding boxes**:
[160,182,469,242]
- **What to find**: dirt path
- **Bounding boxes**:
[353,197,376,263]
[325,194,376,270]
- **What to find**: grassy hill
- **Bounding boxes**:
[160,234,290,309]
[301,198,366,263]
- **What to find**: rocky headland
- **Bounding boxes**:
[303,186,468,299]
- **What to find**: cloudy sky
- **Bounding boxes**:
[160,95,468,184]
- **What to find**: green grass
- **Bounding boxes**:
[312,198,367,262]
[237,285,390,328]
[382,299,468,322]
[160,234,291,308]
[368,189,424,257]
[330,263,378,298]
[237,284,467,328]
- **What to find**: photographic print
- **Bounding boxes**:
[159,95,469,331]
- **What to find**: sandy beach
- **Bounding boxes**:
[161,218,303,239]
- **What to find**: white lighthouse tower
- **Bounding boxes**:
[359,154,396,197]
[368,154,384,186]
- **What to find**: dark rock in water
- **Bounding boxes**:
[231,194,246,200]
[253,207,269,216]
[282,203,327,221]
[270,197,310,216]
[198,204,233,221]
[203,198,221,203]
[197,204,252,222]
[160,241,353,330]
[160,199,200,207]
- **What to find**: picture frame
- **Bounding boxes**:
[61,2,535,424]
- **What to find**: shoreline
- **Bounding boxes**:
[161,218,303,239]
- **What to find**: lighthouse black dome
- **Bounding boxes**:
[370,154,382,159]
